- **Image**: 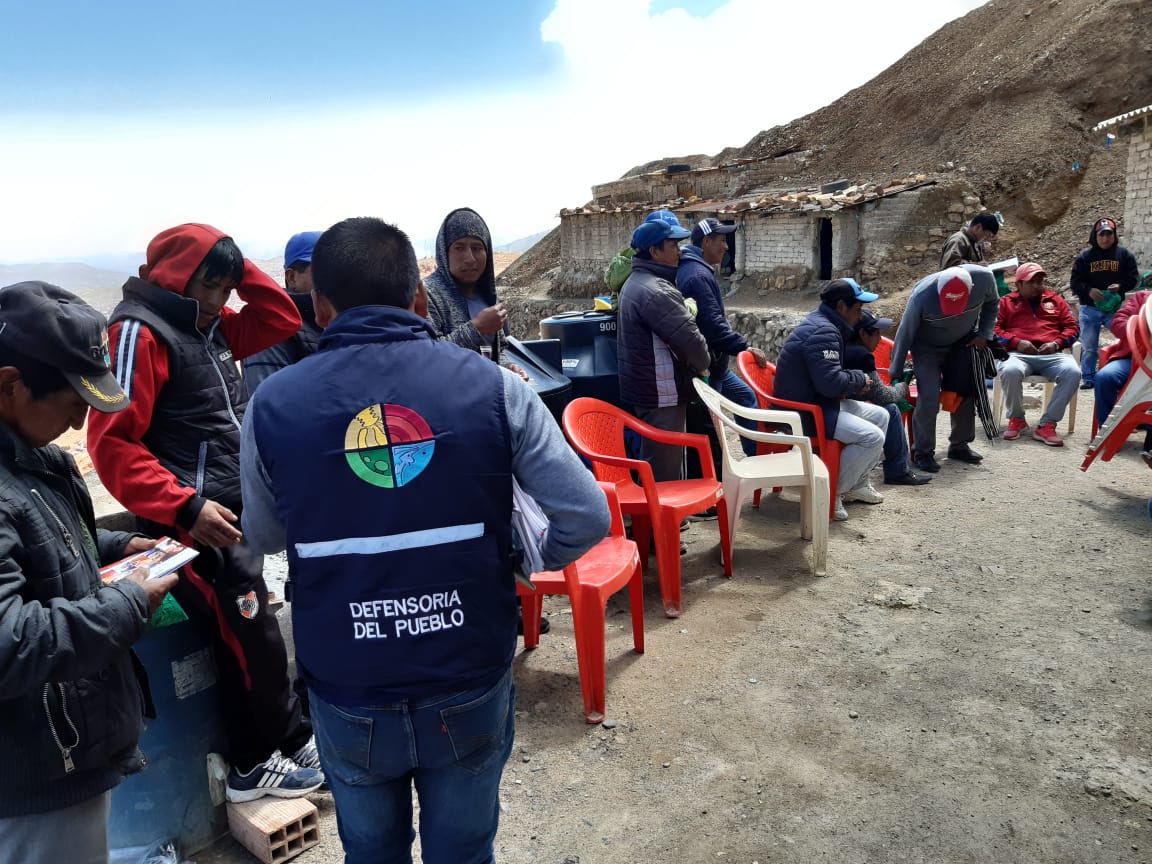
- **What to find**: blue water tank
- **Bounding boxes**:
[108,620,229,855]
[539,312,621,406]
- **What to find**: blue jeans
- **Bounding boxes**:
[1095,357,1132,426]
[309,668,515,864]
[710,369,759,457]
[1079,305,1115,383]
[879,403,911,481]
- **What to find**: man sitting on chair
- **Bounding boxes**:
[993,262,1080,447]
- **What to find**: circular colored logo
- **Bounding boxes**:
[344,404,435,488]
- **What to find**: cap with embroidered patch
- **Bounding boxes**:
[936,267,974,316]
[1094,218,1116,234]
[0,281,128,413]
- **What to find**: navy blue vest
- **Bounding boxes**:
[250,306,516,705]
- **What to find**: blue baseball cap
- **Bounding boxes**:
[820,278,879,304]
[284,231,323,268]
[631,211,691,250]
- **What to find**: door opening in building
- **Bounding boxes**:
[818,218,833,280]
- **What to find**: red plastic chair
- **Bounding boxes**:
[738,351,843,519]
[878,336,916,448]
[561,398,732,618]
[1083,312,1152,469]
[519,482,643,724]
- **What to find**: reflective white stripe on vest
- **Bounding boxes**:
[295,523,485,558]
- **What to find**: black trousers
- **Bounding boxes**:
[144,519,311,772]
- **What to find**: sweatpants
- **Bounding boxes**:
[145,519,312,772]
[910,350,976,457]
[0,792,110,864]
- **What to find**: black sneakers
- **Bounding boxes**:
[946,444,983,464]
[912,453,941,473]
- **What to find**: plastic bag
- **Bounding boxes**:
[603,246,634,296]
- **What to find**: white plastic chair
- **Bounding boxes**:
[693,378,828,577]
[992,342,1081,434]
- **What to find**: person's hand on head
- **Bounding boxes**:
[190,500,242,548]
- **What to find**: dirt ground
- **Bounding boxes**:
[189,384,1151,864]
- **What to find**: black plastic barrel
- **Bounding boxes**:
[538,311,621,407]
[503,336,572,422]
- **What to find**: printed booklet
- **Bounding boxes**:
[100,536,198,584]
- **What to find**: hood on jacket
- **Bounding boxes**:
[1088,217,1120,249]
[139,223,229,295]
[319,304,437,350]
[426,208,496,304]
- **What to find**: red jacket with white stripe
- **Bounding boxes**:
[87,224,301,528]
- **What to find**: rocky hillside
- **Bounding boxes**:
[503,0,1151,292]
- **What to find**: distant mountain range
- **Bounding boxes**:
[496,229,552,254]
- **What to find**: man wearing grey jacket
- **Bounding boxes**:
[888,265,1000,472]
[617,211,710,481]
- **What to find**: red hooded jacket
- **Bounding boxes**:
[87,224,301,526]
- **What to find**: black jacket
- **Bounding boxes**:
[617,257,710,409]
[0,423,149,817]
[242,291,323,394]
[677,245,748,379]
[773,305,868,437]
[1070,221,1139,309]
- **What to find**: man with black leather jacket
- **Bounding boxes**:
[0,281,176,864]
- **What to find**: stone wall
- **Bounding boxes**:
[1124,124,1151,272]
[590,153,810,205]
[856,183,978,285]
[556,212,638,296]
[557,180,980,296]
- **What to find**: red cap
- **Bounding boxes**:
[936,267,973,316]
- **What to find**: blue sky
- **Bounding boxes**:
[0,0,985,265]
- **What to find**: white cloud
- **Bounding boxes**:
[0,0,984,265]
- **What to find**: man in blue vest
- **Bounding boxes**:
[239,216,609,863]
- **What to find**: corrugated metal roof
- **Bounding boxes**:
[1092,105,1152,132]
[561,178,936,218]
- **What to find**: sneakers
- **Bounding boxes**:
[912,453,941,473]
[843,480,884,504]
[832,496,849,522]
[1032,422,1064,447]
[226,751,324,803]
[289,737,322,771]
[689,506,718,521]
[1079,379,1095,390]
[1002,417,1028,441]
[946,444,983,464]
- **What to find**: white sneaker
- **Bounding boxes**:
[833,496,849,521]
[843,481,884,505]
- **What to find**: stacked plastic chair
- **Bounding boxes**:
[1082,300,1152,470]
